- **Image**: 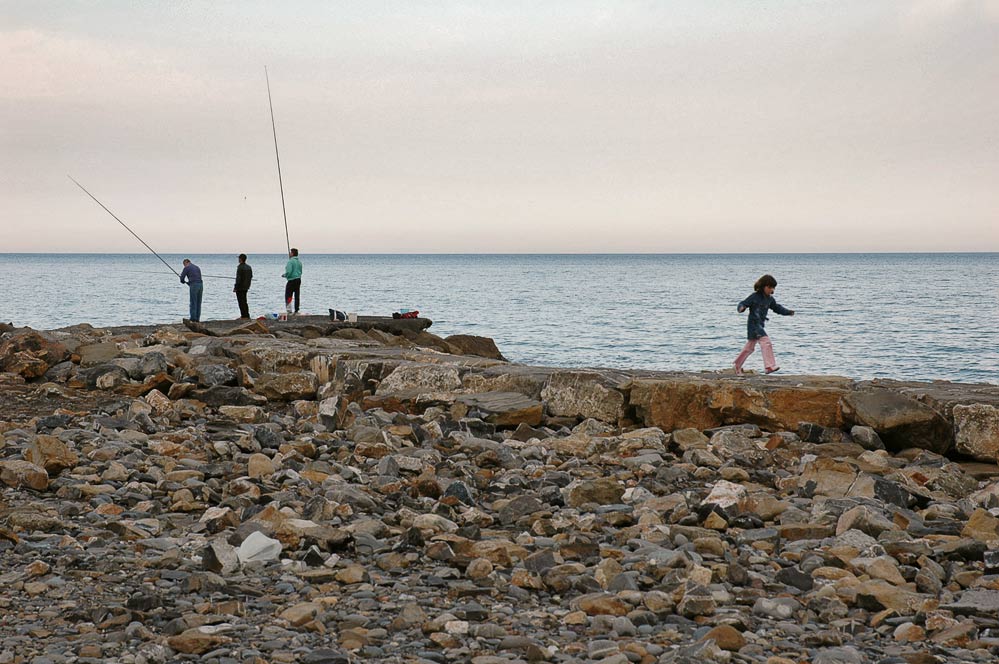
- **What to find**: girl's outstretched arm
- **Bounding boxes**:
[770,300,794,316]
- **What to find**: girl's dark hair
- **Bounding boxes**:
[754,274,777,293]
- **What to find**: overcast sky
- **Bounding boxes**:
[1,1,997,253]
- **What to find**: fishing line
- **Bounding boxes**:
[68,175,181,278]
[119,270,235,280]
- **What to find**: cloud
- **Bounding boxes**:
[903,0,999,29]
[0,29,210,104]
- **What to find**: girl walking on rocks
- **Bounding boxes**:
[734,274,794,375]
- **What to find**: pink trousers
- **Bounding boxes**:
[734,336,776,372]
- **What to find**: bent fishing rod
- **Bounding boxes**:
[68,175,181,278]
[265,66,291,257]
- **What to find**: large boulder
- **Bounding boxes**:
[309,354,338,383]
[542,371,627,424]
[71,364,130,390]
[192,386,268,407]
[377,364,462,395]
[2,352,49,378]
[453,391,543,427]
[444,335,507,361]
[327,358,394,403]
[196,363,239,387]
[236,342,315,373]
[138,351,170,377]
[24,435,79,475]
[115,371,174,398]
[77,342,121,367]
[0,331,70,378]
[0,460,49,491]
[167,627,231,655]
[953,404,999,462]
[405,331,452,353]
[565,478,625,508]
[254,372,320,401]
[843,388,952,454]
[0,331,70,365]
[629,375,849,432]
[218,405,268,423]
[224,320,271,336]
[797,457,859,498]
[462,365,553,400]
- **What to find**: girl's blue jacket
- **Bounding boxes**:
[738,292,792,339]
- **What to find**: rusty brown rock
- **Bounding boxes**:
[444,334,507,361]
[961,509,999,543]
[0,460,49,490]
[702,624,747,651]
[629,375,849,431]
[575,592,630,616]
[3,351,49,378]
[0,331,69,375]
[452,391,543,427]
[24,435,79,475]
[565,477,625,508]
[166,627,231,654]
[254,371,320,401]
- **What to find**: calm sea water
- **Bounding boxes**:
[2,253,996,384]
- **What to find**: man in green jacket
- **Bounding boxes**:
[283,248,303,314]
[234,254,253,319]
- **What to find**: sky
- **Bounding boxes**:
[1,1,998,253]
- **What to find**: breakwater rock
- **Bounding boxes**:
[2,318,999,663]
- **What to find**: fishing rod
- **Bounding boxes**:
[264,66,291,256]
[68,175,181,278]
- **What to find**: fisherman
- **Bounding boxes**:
[179,259,204,322]
[234,254,253,319]
[283,248,303,314]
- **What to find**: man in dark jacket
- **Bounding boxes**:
[234,254,253,319]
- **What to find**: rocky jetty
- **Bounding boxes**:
[2,317,999,664]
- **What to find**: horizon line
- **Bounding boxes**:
[2,250,998,256]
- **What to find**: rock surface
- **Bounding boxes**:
[1,318,999,663]
[954,403,999,462]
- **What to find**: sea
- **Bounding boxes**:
[2,253,996,384]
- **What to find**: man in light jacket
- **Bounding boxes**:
[283,248,303,314]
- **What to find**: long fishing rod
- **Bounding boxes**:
[68,175,181,278]
[264,66,291,256]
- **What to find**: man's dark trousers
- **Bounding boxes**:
[236,290,250,318]
[285,278,301,312]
